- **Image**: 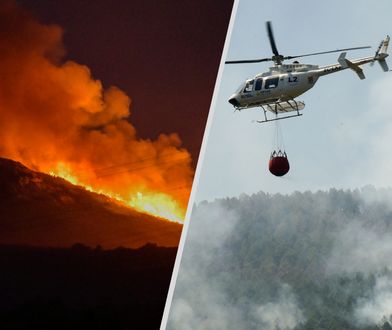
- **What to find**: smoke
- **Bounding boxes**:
[360,186,392,212]
[253,284,304,330]
[323,189,392,325]
[326,220,392,274]
[166,189,392,328]
[354,274,392,326]
[325,188,392,325]
[0,1,193,220]
[167,202,242,329]
[166,201,304,330]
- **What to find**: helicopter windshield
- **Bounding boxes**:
[235,82,246,93]
[243,79,254,93]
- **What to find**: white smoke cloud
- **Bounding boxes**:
[166,202,243,330]
[354,275,392,326]
[326,220,392,275]
[253,284,304,330]
[324,194,392,326]
[166,201,304,330]
[360,186,392,213]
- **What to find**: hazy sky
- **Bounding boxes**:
[194,0,392,202]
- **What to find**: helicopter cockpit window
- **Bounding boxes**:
[243,79,254,93]
[265,77,279,89]
[235,83,246,93]
[255,78,263,91]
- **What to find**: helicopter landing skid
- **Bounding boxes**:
[256,100,305,123]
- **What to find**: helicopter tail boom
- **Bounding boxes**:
[316,36,390,79]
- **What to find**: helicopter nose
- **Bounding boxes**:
[228,96,239,107]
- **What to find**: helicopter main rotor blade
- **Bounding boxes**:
[285,46,371,60]
[225,57,272,64]
[266,21,280,57]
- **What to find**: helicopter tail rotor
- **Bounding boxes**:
[371,35,389,69]
[379,35,390,55]
[376,35,389,71]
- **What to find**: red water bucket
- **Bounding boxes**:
[269,151,290,177]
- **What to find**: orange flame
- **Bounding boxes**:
[0,2,192,222]
[49,162,185,222]
[129,192,184,222]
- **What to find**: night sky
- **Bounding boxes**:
[19,0,234,164]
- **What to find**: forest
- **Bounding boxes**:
[168,187,392,330]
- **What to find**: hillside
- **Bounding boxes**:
[168,188,392,330]
[0,157,182,248]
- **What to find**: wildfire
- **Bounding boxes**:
[49,163,81,186]
[129,192,184,222]
[49,163,186,222]
[0,2,193,224]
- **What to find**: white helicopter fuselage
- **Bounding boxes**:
[228,45,389,111]
[229,64,320,109]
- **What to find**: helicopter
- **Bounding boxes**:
[226,22,390,123]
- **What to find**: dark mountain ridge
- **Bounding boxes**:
[0,157,182,248]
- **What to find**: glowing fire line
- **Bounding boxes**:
[48,164,185,223]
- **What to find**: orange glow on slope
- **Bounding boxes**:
[49,162,187,222]
[129,192,184,222]
[49,163,81,186]
[0,3,192,223]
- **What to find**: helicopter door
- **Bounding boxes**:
[255,78,263,91]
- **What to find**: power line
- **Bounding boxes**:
[95,148,191,172]
[95,155,192,178]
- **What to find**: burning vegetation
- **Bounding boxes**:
[0,1,193,222]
